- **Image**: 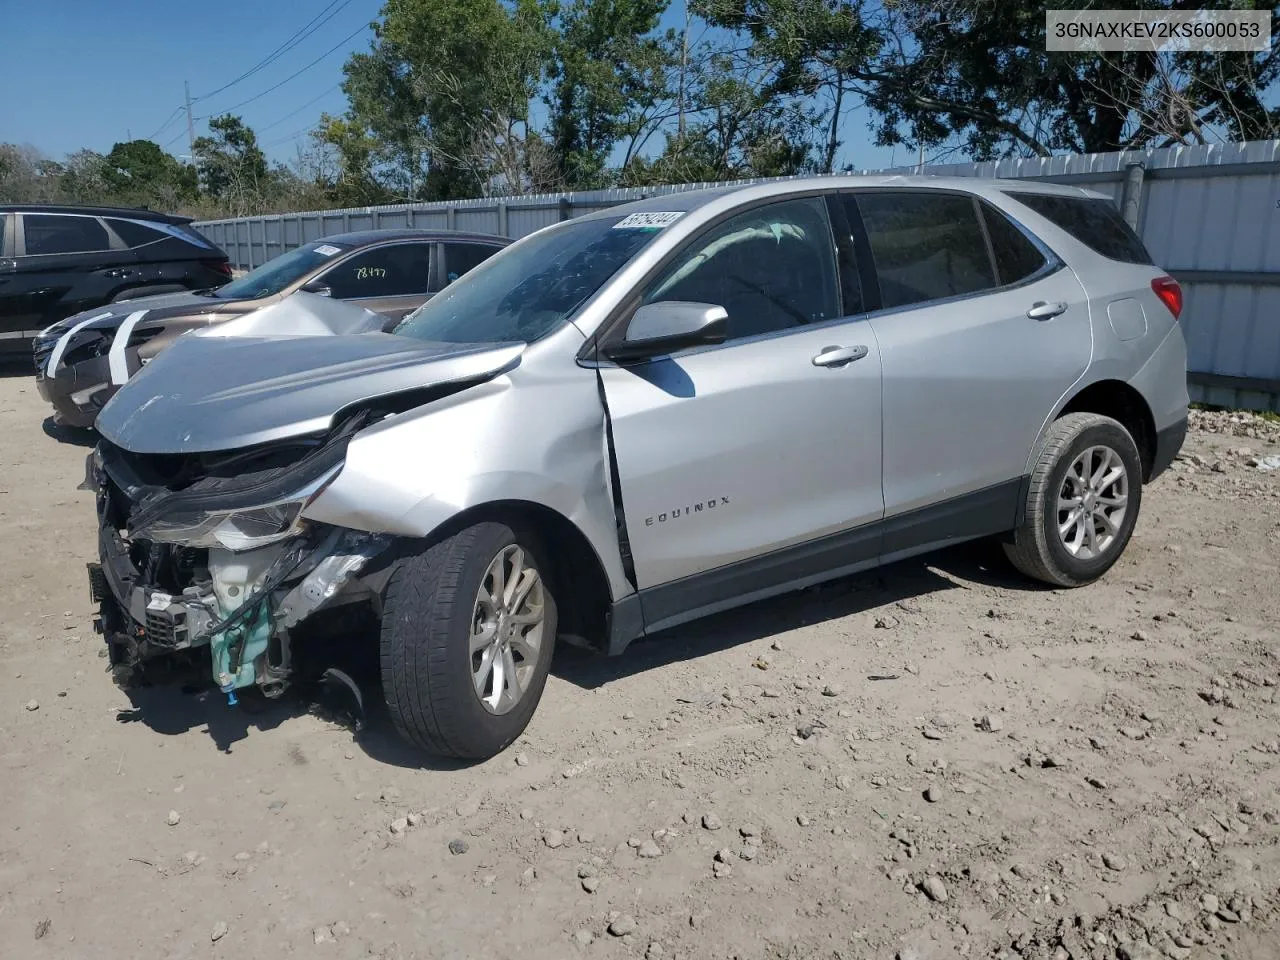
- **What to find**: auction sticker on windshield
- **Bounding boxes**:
[314,244,343,256]
[613,212,684,229]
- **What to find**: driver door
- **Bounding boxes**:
[597,195,885,630]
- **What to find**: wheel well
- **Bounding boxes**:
[421,500,614,651]
[1058,380,1157,480]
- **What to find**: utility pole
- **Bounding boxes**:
[677,0,689,140]
[184,81,196,158]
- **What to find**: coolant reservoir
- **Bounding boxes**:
[208,545,286,614]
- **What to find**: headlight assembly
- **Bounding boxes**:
[128,465,341,551]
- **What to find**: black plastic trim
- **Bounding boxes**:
[1149,416,1188,482]
[604,477,1026,655]
[881,479,1021,559]
[594,369,638,590]
[640,521,882,633]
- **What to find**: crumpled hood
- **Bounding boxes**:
[39,290,228,339]
[95,332,525,454]
[195,291,387,338]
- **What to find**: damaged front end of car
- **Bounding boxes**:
[86,412,392,702]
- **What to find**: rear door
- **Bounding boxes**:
[0,213,21,347]
[848,189,1092,544]
[8,212,134,335]
[440,241,503,286]
[597,194,884,628]
[319,241,435,323]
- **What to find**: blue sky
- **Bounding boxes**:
[0,0,901,172]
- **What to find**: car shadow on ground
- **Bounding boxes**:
[551,538,1051,692]
[108,539,1050,768]
[42,416,97,447]
[351,538,1051,769]
[0,357,33,379]
[115,683,302,754]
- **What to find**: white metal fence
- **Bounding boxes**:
[196,140,1280,412]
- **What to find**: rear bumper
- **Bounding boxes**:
[1149,416,1187,482]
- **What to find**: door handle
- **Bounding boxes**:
[1027,300,1068,320]
[812,344,869,368]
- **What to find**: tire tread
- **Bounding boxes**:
[379,522,555,759]
[1004,412,1134,588]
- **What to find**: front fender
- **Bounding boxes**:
[301,368,633,602]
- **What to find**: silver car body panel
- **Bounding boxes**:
[95,174,1190,652]
[302,324,636,602]
[95,330,525,454]
[194,290,388,339]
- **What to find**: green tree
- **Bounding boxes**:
[313,114,395,206]
[546,0,678,187]
[856,0,1280,158]
[102,140,197,208]
[193,114,270,212]
[335,0,553,199]
[696,0,879,173]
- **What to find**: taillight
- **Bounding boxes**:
[1151,276,1182,319]
[207,260,233,278]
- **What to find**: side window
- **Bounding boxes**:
[1005,192,1153,264]
[640,196,841,342]
[0,214,10,256]
[980,202,1048,286]
[107,218,167,248]
[855,192,995,309]
[23,214,112,256]
[321,243,433,299]
[443,242,501,285]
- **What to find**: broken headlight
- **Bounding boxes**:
[129,466,341,551]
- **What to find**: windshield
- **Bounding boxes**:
[214,241,350,299]
[393,215,668,344]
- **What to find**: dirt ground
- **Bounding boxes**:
[1,371,1279,960]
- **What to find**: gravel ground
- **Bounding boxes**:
[1,372,1279,960]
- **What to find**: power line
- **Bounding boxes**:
[265,123,322,149]
[146,106,185,142]
[258,83,342,133]
[193,0,355,103]
[144,0,355,144]
[197,22,369,120]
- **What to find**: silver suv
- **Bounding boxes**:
[87,176,1189,759]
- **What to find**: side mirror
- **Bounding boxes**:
[300,279,332,297]
[604,301,728,363]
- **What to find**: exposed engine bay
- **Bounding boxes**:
[87,412,391,701]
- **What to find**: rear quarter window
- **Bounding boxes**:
[108,218,167,247]
[855,191,997,309]
[1006,192,1152,265]
[979,202,1048,285]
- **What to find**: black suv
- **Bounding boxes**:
[0,204,231,357]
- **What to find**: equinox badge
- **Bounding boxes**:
[644,496,730,526]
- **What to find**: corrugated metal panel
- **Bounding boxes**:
[195,139,1280,410]
[507,204,561,237]
[454,208,502,234]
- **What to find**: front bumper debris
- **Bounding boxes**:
[91,487,390,699]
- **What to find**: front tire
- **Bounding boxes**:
[380,522,557,759]
[1004,413,1143,587]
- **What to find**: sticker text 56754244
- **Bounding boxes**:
[613,212,684,230]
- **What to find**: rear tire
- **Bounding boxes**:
[1004,413,1143,587]
[380,522,557,759]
